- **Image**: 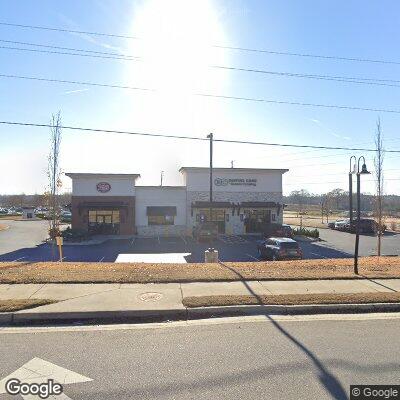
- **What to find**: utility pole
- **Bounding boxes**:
[231,160,234,168]
[160,171,164,187]
[207,133,213,223]
[349,156,356,225]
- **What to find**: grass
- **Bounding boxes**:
[0,257,399,284]
[183,292,400,308]
[0,299,57,312]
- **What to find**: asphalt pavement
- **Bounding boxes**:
[0,314,399,399]
[0,220,399,262]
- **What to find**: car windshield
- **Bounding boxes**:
[280,242,299,249]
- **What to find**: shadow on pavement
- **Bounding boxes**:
[217,260,348,400]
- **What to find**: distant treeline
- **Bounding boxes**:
[0,193,72,208]
[284,189,400,214]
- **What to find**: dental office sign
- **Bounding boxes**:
[214,177,257,187]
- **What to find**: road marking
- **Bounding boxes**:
[246,253,260,261]
[157,235,160,244]
[99,257,104,262]
[0,357,92,398]
[130,238,135,245]
[310,252,328,259]
[180,235,187,245]
[12,257,25,262]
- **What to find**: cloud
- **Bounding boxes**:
[309,118,351,141]
[63,88,89,95]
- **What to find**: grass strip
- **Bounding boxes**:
[0,299,57,312]
[183,292,400,308]
[0,257,399,284]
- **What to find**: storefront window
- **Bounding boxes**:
[88,210,120,234]
[148,215,174,225]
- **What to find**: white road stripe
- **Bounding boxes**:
[99,257,104,262]
[246,253,260,261]
[12,257,25,262]
[310,252,328,259]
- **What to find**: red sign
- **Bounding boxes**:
[96,182,111,193]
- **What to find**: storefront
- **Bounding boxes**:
[66,167,288,237]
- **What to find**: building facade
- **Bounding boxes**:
[66,167,288,237]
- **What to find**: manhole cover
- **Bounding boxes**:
[139,292,163,302]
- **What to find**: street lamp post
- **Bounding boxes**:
[349,156,356,225]
[354,156,370,274]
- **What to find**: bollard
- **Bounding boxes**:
[205,248,219,263]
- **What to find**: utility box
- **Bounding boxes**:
[205,248,219,263]
[22,207,36,220]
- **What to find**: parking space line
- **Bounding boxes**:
[310,252,328,259]
[12,257,25,262]
[246,253,260,261]
[99,256,105,262]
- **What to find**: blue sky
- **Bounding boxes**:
[0,0,399,195]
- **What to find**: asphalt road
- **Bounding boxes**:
[0,220,398,262]
[0,314,399,399]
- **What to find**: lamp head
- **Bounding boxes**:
[360,163,371,174]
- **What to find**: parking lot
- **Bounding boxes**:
[1,219,399,263]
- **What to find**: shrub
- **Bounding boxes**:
[293,227,320,238]
[61,227,88,242]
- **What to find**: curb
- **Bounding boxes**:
[187,303,400,319]
[5,309,187,325]
[2,303,400,326]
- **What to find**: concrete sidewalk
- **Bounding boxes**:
[1,278,400,324]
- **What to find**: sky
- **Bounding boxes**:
[0,0,399,196]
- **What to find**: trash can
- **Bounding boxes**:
[205,248,218,263]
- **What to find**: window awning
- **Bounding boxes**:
[146,206,177,216]
[192,201,233,208]
[240,201,280,208]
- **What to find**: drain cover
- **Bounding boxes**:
[139,292,163,302]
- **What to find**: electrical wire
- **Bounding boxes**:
[1,120,400,153]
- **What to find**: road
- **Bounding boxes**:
[0,219,48,258]
[0,314,399,399]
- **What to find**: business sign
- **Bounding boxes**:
[214,177,257,187]
[96,182,111,193]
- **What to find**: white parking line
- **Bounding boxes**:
[130,238,135,245]
[246,253,260,261]
[310,252,328,259]
[12,257,25,262]
[180,235,187,245]
[99,256,105,262]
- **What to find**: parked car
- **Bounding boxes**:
[257,237,303,261]
[263,223,293,238]
[334,219,350,231]
[328,221,337,229]
[61,210,72,222]
[0,207,8,214]
[350,218,386,234]
[193,222,218,241]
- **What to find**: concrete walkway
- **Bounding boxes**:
[1,278,400,324]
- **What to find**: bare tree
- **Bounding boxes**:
[47,112,62,240]
[374,118,384,256]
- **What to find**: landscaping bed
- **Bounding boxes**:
[183,292,400,308]
[0,299,57,312]
[0,257,399,284]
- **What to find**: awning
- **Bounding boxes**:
[78,202,128,209]
[191,201,234,208]
[146,206,177,216]
[240,201,280,208]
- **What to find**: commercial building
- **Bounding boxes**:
[66,167,288,237]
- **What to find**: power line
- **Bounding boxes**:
[2,21,400,66]
[2,73,400,115]
[1,120,400,153]
[3,40,400,89]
